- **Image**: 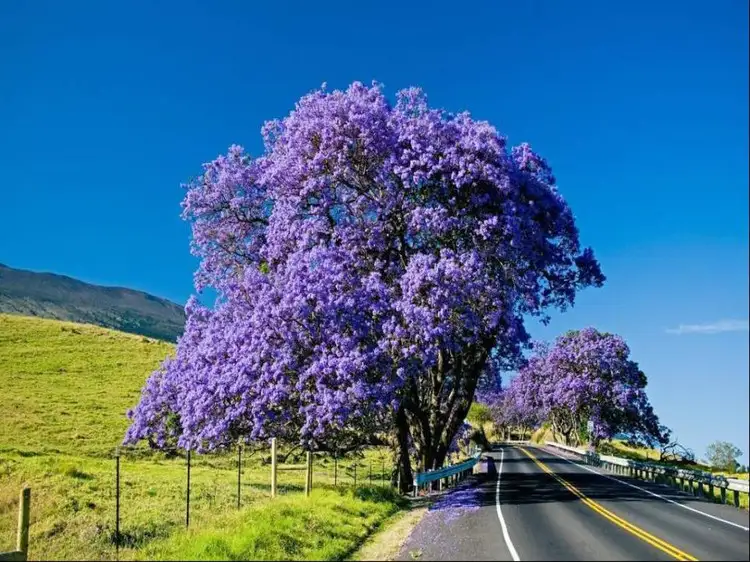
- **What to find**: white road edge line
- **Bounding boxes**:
[496,448,522,561]
[542,446,750,532]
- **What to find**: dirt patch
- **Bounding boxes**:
[351,506,429,561]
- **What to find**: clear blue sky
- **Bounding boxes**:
[1,0,747,463]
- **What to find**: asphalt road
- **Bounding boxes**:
[396,444,750,561]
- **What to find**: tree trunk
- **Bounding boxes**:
[395,406,414,494]
[401,339,492,489]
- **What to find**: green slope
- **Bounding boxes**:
[0,313,174,458]
[0,314,401,561]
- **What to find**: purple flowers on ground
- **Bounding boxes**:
[124,82,603,482]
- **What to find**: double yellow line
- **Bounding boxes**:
[518,447,698,561]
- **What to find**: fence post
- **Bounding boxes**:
[271,438,277,498]
[16,487,30,560]
[237,444,242,509]
[186,450,191,528]
[115,449,120,558]
[305,451,312,497]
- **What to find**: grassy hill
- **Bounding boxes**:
[0,263,185,342]
[0,314,402,560]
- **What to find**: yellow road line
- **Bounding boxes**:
[518,447,699,562]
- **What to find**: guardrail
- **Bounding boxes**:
[412,451,482,497]
[545,441,749,508]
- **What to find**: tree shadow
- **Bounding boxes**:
[422,455,730,513]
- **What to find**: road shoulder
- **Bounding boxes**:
[351,505,430,561]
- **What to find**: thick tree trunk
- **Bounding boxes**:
[395,406,414,494]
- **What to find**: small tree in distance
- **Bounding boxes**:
[705,441,743,473]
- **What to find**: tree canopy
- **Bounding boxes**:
[706,441,743,472]
[508,328,667,447]
[124,82,603,487]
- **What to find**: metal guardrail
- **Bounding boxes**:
[545,441,749,507]
[412,451,482,496]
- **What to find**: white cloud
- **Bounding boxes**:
[666,319,749,335]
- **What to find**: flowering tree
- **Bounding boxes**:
[125,82,603,490]
[511,328,666,447]
[478,382,540,441]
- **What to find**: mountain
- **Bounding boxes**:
[0,263,185,342]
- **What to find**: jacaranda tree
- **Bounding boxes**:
[511,328,667,447]
[125,82,604,490]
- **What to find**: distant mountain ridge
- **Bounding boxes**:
[0,263,185,342]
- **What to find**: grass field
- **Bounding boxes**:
[0,314,402,560]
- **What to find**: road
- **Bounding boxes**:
[396,445,750,561]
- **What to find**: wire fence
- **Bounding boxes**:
[110,442,396,559]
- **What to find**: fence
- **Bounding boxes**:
[111,441,397,558]
[0,488,30,562]
[545,441,750,508]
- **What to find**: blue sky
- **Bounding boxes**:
[1,0,747,463]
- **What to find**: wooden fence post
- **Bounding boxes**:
[237,444,242,509]
[185,450,191,528]
[305,451,313,497]
[17,488,30,560]
[271,438,277,498]
[333,454,338,487]
[115,450,120,558]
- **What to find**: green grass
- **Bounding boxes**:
[0,314,401,560]
[0,313,174,458]
[140,487,406,561]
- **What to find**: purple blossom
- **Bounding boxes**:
[510,328,666,447]
[125,82,603,471]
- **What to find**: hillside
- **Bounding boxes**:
[0,314,400,560]
[0,313,175,457]
[0,263,185,342]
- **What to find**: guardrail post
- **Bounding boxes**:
[733,490,739,507]
[720,486,726,504]
[708,482,714,498]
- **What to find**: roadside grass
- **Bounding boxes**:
[140,487,406,561]
[0,314,401,560]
